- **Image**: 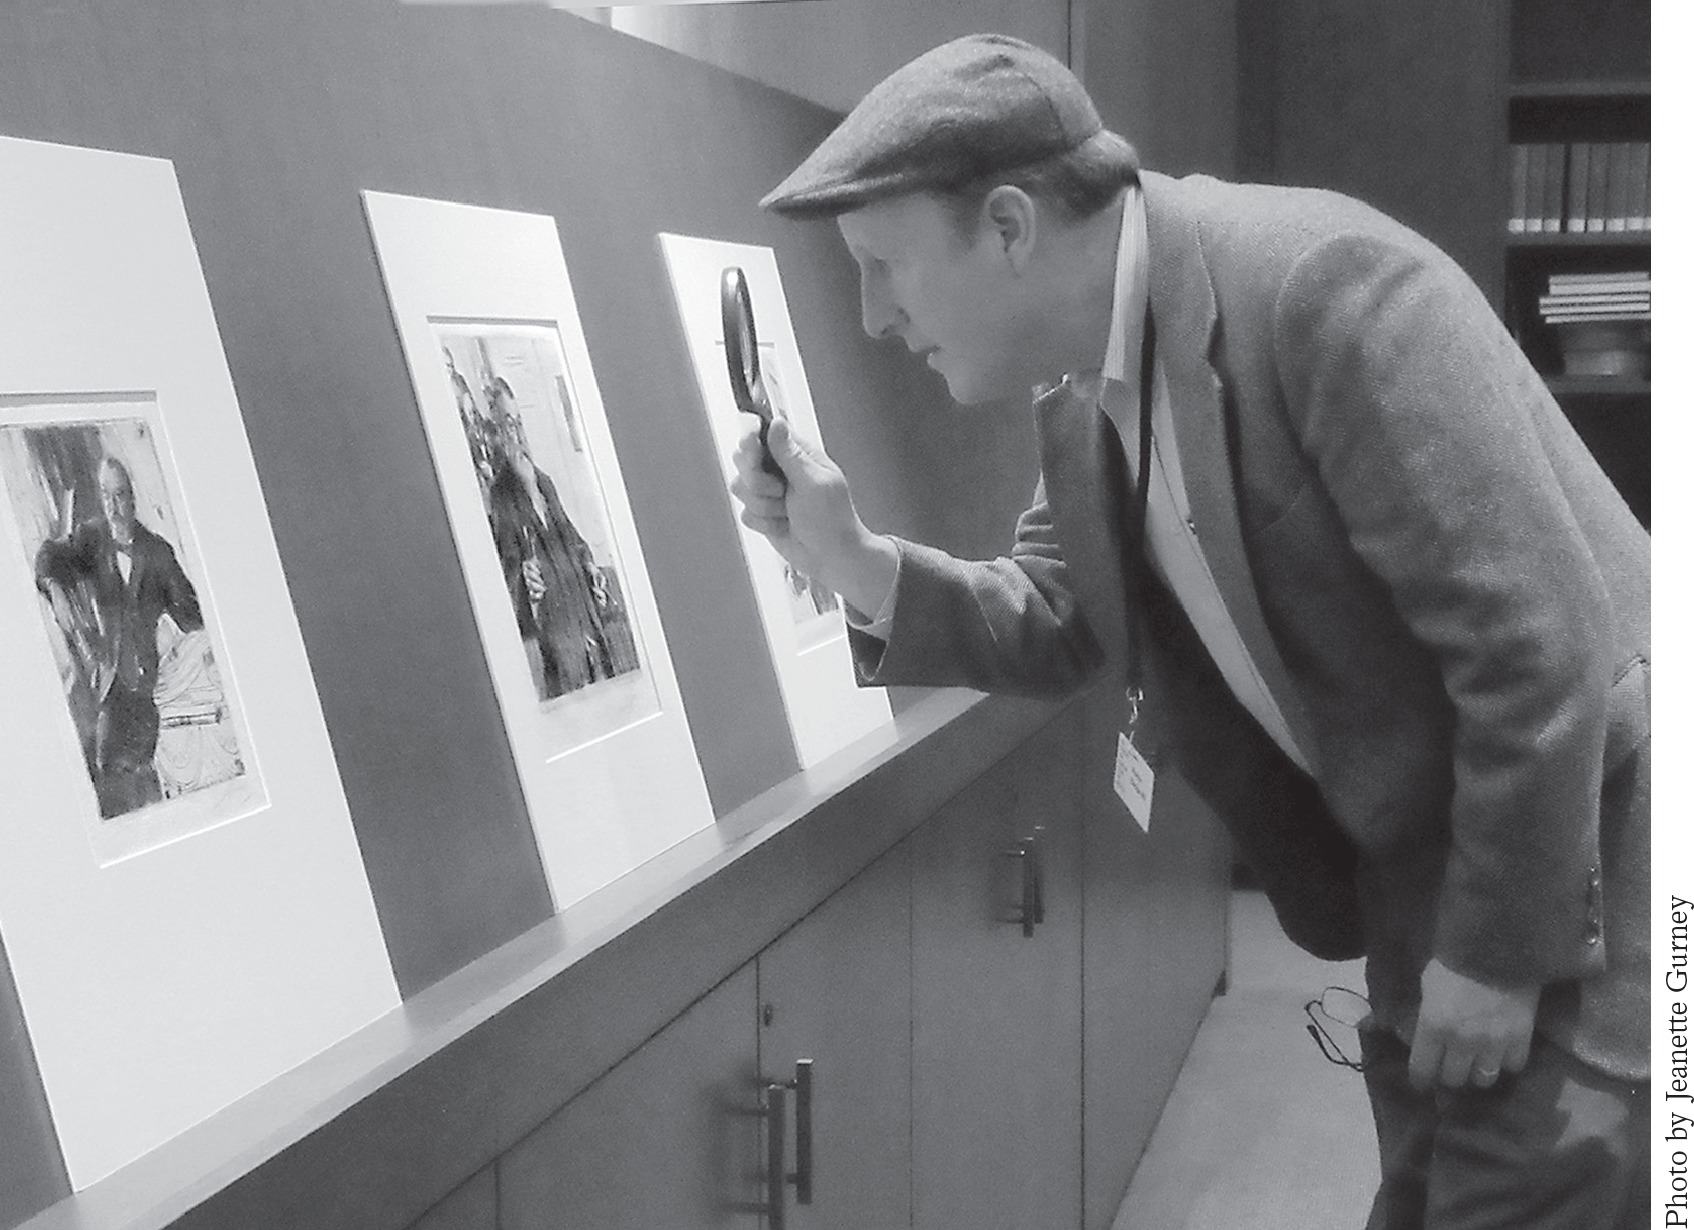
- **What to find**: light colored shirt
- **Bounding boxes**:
[1094,186,1308,771]
[852,186,1309,772]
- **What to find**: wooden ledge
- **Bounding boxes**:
[21,687,1069,1230]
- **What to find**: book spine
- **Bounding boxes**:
[1644,141,1652,231]
[1566,142,1590,233]
[1586,143,1611,234]
[1545,142,1568,233]
[1625,141,1648,231]
[1508,144,1529,233]
[1524,143,1547,233]
[1605,141,1631,232]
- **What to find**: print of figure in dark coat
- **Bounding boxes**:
[484,379,634,699]
[35,455,204,817]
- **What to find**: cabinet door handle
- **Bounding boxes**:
[791,1059,813,1205]
[1028,826,1046,926]
[1001,840,1038,937]
[763,1059,814,1223]
[765,1080,788,1230]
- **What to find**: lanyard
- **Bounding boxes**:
[1114,297,1157,724]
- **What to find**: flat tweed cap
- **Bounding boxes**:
[762,33,1135,218]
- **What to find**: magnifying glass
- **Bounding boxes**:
[721,266,783,477]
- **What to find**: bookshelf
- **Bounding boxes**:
[1502,0,1649,525]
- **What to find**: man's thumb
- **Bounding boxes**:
[766,416,805,469]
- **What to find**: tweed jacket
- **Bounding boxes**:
[854,171,1650,1081]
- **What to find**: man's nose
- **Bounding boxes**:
[859,275,903,340]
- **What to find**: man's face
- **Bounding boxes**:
[837,193,1036,405]
[99,463,136,547]
[495,401,529,465]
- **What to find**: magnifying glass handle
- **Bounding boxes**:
[721,266,784,479]
[753,397,784,479]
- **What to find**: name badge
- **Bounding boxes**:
[1114,731,1155,832]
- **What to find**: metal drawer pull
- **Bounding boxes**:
[764,1059,814,1225]
[791,1059,813,1205]
[1001,839,1039,937]
[765,1080,787,1229]
[1029,826,1046,926]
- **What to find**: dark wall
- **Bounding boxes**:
[1511,0,1650,81]
[1235,0,1509,305]
[1078,0,1240,179]
[0,2,1011,1213]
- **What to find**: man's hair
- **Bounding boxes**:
[933,139,1139,239]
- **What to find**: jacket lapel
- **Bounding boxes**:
[1033,377,1130,679]
[1141,173,1316,762]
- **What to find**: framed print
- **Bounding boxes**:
[363,191,714,914]
[658,234,891,768]
[0,400,260,861]
[0,136,398,1188]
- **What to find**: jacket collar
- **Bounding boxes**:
[1033,376,1131,676]
[1037,172,1315,760]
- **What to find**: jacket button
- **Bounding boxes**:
[1585,922,1602,945]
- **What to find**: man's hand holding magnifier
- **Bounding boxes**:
[729,416,898,624]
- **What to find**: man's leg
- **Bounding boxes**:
[1359,1028,1648,1229]
[1360,1027,1432,1230]
[93,687,163,816]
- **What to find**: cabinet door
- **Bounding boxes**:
[759,843,912,1230]
[1078,689,1231,1229]
[498,963,762,1230]
[910,711,1083,1230]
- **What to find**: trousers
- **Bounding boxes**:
[1359,1026,1649,1229]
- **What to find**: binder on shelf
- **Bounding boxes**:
[1542,142,1567,233]
[1507,144,1529,234]
[1643,143,1651,232]
[1547,271,1649,293]
[1586,143,1612,233]
[1566,143,1590,233]
[1523,143,1547,233]
[1625,142,1649,232]
[1604,142,1631,232]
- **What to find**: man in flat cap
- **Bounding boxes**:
[730,32,1649,1230]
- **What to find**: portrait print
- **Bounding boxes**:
[0,411,248,823]
[657,232,890,769]
[433,323,655,719]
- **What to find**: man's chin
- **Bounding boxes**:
[941,372,1018,407]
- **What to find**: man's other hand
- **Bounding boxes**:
[1407,957,1540,1091]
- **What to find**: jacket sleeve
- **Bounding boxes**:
[1272,230,1614,989]
[148,534,204,633]
[35,524,99,589]
[849,479,1104,698]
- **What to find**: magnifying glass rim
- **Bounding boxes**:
[721,266,764,420]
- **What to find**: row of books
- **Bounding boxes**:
[1507,141,1650,235]
[1540,271,1649,379]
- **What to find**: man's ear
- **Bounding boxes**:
[980,185,1039,272]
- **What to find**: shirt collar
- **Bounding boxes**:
[1100,181,1148,387]
[1040,184,1148,403]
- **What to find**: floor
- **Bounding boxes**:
[1110,889,1382,1229]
